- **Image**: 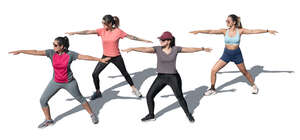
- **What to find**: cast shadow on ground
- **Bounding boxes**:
[54,68,157,122]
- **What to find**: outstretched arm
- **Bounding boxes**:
[65,30,97,35]
[241,28,278,35]
[78,54,110,63]
[122,47,155,53]
[9,50,46,56]
[189,29,226,35]
[126,34,153,43]
[181,47,212,53]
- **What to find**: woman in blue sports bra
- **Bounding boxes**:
[190,14,278,95]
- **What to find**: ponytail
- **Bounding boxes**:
[113,16,120,28]
[237,17,242,28]
[228,14,243,28]
[103,15,120,29]
[63,36,69,51]
[170,37,176,47]
[55,36,70,52]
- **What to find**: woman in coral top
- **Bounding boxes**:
[66,15,153,100]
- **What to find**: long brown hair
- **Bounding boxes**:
[102,14,120,28]
[228,14,242,28]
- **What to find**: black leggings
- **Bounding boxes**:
[146,73,191,116]
[92,55,134,91]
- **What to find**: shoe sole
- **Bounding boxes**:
[189,120,195,123]
[90,95,102,100]
[252,89,259,94]
[204,91,216,96]
[90,97,101,100]
[132,92,142,98]
[38,122,54,129]
[141,118,156,122]
[92,121,99,124]
[133,94,143,98]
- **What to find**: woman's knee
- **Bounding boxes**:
[71,90,87,104]
[174,92,184,100]
[40,97,48,107]
[211,67,219,74]
[146,93,154,101]
[240,70,248,75]
[77,96,87,104]
[92,71,99,79]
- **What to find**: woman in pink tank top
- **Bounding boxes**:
[9,36,110,128]
[66,15,153,100]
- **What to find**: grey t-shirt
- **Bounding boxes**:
[153,46,182,74]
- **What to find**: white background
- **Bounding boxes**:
[0,0,299,139]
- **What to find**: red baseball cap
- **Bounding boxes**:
[158,31,173,40]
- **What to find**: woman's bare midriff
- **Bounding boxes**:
[225,44,239,50]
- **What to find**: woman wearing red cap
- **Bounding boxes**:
[66,15,153,100]
[122,31,212,122]
[190,14,278,95]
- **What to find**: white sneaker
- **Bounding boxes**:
[252,85,259,94]
[132,90,142,98]
[204,89,216,96]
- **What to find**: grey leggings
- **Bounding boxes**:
[40,79,87,107]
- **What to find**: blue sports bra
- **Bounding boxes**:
[224,29,240,45]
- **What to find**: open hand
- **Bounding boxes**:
[269,30,278,35]
[9,50,21,55]
[144,40,153,43]
[100,57,111,63]
[204,48,212,52]
[65,32,76,36]
[189,31,199,34]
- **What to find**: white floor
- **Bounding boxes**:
[1,0,299,140]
